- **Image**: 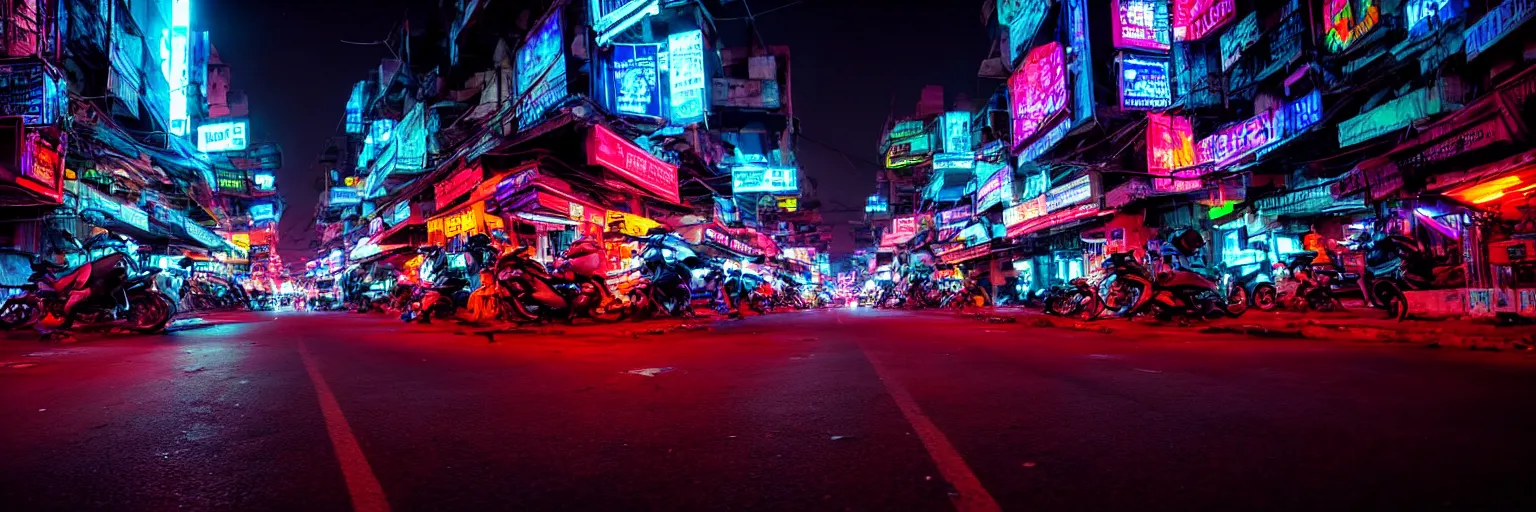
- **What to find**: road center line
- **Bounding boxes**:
[299,341,391,512]
[856,341,1001,512]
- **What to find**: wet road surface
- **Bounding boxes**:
[3,309,1535,511]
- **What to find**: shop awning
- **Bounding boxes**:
[1257,177,1367,217]
[1429,149,1536,211]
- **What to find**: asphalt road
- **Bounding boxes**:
[2,309,1535,511]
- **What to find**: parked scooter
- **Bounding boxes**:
[495,238,627,323]
[1354,228,1466,320]
[406,246,472,324]
[1101,248,1244,322]
[630,228,702,318]
[1041,279,1102,318]
[1217,251,1279,312]
[1281,252,1344,312]
[0,233,175,333]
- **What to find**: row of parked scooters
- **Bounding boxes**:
[0,233,178,334]
[370,229,831,325]
[1036,227,1465,323]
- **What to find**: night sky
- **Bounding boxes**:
[204,0,988,261]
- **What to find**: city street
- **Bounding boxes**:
[3,310,1535,511]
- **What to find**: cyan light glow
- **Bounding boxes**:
[164,0,191,136]
[197,120,249,153]
[667,30,707,123]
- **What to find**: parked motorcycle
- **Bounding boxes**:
[495,239,627,323]
[0,233,175,333]
[1100,250,1243,322]
[1041,279,1102,319]
[1280,252,1344,312]
[1217,258,1279,312]
[629,228,702,318]
[1354,230,1466,321]
[406,246,472,324]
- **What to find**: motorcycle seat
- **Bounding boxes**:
[51,264,93,293]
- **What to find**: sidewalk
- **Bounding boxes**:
[969,304,1534,351]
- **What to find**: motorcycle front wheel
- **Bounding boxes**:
[0,296,44,330]
[1251,284,1279,311]
[1223,287,1249,317]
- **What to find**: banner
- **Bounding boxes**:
[1119,53,1171,109]
[610,44,661,116]
[1114,0,1171,50]
[1009,42,1068,150]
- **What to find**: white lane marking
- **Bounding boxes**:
[299,341,391,512]
[856,343,1002,512]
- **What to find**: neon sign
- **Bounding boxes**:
[1195,110,1274,168]
[1323,0,1380,52]
[1046,175,1094,212]
[587,123,680,203]
[941,111,971,153]
[197,120,249,152]
[731,165,798,194]
[1119,53,1171,109]
[610,43,661,117]
[345,81,367,133]
[516,7,568,129]
[1464,0,1535,60]
[1067,0,1096,124]
[975,166,1014,211]
[162,0,191,136]
[667,30,707,124]
[1172,0,1235,41]
[1219,12,1260,71]
[1114,0,1170,51]
[1147,113,1196,192]
[1009,42,1067,150]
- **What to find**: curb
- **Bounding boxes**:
[971,311,1533,352]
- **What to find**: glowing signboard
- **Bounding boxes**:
[1003,195,1048,228]
[587,123,681,203]
[610,43,661,117]
[345,81,368,133]
[162,0,191,135]
[1407,0,1459,35]
[197,120,249,152]
[435,165,483,210]
[329,187,360,207]
[1323,0,1380,52]
[1119,53,1171,109]
[1195,109,1273,168]
[1464,0,1535,60]
[1147,113,1196,192]
[975,166,1014,211]
[1003,0,1050,64]
[731,165,799,194]
[941,111,971,153]
[1020,118,1070,162]
[1114,0,1170,50]
[1270,90,1323,144]
[1172,0,1235,41]
[1066,0,1096,124]
[1219,12,1260,71]
[936,205,973,228]
[250,203,276,222]
[1009,42,1068,150]
[933,152,976,171]
[1046,175,1094,211]
[668,30,707,124]
[890,120,927,140]
[516,7,568,129]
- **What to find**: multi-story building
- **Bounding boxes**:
[1,0,280,297]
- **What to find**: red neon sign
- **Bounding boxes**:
[587,123,681,204]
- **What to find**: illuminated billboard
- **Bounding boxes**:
[941,111,971,153]
[197,120,249,153]
[1147,113,1196,192]
[1172,0,1234,41]
[732,165,798,194]
[1323,0,1380,52]
[1119,53,1171,109]
[975,165,1014,211]
[345,81,368,133]
[1008,42,1068,150]
[1114,0,1170,50]
[668,30,707,124]
[162,0,191,135]
[609,43,661,117]
[591,0,662,45]
[516,7,568,129]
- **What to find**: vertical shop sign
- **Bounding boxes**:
[1009,42,1068,150]
[587,123,681,204]
[1464,0,1536,60]
[1001,0,1050,64]
[1218,12,1260,71]
[166,0,192,135]
[941,111,971,153]
[1066,0,1096,124]
[1147,113,1196,192]
[344,81,368,133]
[1173,0,1235,41]
[1323,0,1382,52]
[516,7,568,129]
[610,43,661,117]
[1119,53,1171,109]
[668,30,707,124]
[1114,0,1171,51]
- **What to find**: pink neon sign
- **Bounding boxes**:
[1009,42,1068,150]
[587,123,681,204]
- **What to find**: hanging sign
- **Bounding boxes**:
[587,123,681,203]
[516,7,568,129]
[1218,12,1260,71]
[610,43,661,117]
[1009,42,1068,150]
[1114,0,1171,51]
[1195,110,1274,168]
[1019,118,1070,162]
[196,120,249,152]
[975,166,1014,211]
[933,152,976,171]
[1173,0,1235,41]
[1003,195,1049,228]
[1464,0,1536,60]
[1046,175,1094,211]
[1066,0,1096,124]
[1148,113,1196,191]
[731,165,798,193]
[668,30,707,123]
[1323,0,1381,52]
[1007,203,1101,238]
[936,205,974,228]
[1119,53,1172,109]
[1338,85,1445,147]
[941,111,972,153]
[434,164,483,210]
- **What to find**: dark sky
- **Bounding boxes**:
[205,0,988,261]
